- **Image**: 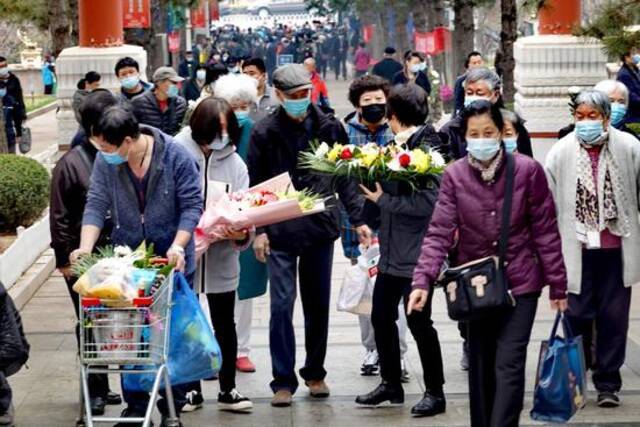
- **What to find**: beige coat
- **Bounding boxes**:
[545,127,640,294]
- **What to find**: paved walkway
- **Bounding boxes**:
[9,78,640,426]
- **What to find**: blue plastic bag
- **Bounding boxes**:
[123,272,222,391]
[530,312,587,423]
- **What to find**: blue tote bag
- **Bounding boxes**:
[531,311,587,423]
[123,272,222,391]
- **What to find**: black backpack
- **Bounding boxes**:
[0,282,29,377]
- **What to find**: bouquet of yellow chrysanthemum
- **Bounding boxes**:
[299,142,446,189]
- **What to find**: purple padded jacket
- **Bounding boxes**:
[412,153,567,300]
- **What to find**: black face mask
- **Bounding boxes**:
[361,103,387,124]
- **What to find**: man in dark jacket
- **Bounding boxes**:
[453,51,484,116]
[0,81,24,154]
[441,67,533,159]
[131,66,186,136]
[0,57,26,121]
[49,89,122,416]
[371,47,403,83]
[354,83,447,417]
[617,50,640,124]
[115,57,152,101]
[248,64,372,407]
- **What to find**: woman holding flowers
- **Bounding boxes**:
[174,96,254,413]
[354,83,448,417]
[408,100,568,427]
[213,73,267,374]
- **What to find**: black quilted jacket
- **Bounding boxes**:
[0,282,29,377]
[130,89,187,136]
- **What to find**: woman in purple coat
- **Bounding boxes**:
[408,101,569,427]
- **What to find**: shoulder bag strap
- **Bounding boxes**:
[498,152,515,269]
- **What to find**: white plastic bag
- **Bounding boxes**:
[337,244,380,315]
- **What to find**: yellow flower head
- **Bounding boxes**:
[410,149,431,174]
[327,144,343,163]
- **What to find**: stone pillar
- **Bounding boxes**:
[55,0,148,150]
[514,0,607,162]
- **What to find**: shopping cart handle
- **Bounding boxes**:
[81,297,102,307]
[133,297,153,307]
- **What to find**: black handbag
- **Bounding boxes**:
[437,153,516,321]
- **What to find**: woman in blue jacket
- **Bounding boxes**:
[71,106,202,426]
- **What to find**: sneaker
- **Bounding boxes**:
[106,391,123,405]
[271,389,293,407]
[218,389,253,413]
[460,341,469,371]
[159,416,182,427]
[0,403,14,426]
[305,379,330,397]
[90,396,106,415]
[355,381,404,407]
[597,391,620,408]
[113,407,150,427]
[360,350,379,376]
[411,391,446,417]
[400,358,410,383]
[181,390,204,412]
[236,356,256,373]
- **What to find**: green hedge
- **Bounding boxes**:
[0,155,49,232]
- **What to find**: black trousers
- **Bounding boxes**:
[0,372,10,414]
[371,273,445,393]
[65,275,110,399]
[467,293,539,427]
[567,248,631,393]
[207,291,238,392]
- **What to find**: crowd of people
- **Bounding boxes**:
[0,25,639,427]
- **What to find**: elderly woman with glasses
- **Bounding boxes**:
[545,89,640,408]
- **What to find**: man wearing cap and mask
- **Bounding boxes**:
[131,66,187,136]
[372,47,403,83]
[247,64,373,408]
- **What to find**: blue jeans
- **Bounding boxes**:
[267,242,334,394]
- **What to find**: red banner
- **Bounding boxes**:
[210,0,220,22]
[414,31,436,55]
[414,27,450,56]
[363,25,374,44]
[123,0,150,29]
[168,31,181,53]
[191,2,206,28]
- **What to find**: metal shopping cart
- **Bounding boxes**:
[76,272,179,427]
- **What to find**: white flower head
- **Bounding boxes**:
[388,157,402,171]
[315,142,330,158]
[114,246,133,257]
[431,150,446,168]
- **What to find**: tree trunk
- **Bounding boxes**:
[452,0,475,78]
[392,1,410,56]
[68,0,79,45]
[48,0,71,57]
[500,0,517,104]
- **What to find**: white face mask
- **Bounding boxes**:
[208,134,230,150]
[196,69,206,81]
[464,95,492,108]
[0,67,8,77]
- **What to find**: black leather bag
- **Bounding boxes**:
[437,153,516,321]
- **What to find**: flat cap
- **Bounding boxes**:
[272,64,312,94]
[152,66,184,83]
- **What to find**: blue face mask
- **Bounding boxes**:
[120,75,140,90]
[100,150,127,166]
[575,120,604,144]
[209,134,230,150]
[235,110,251,127]
[0,88,6,98]
[283,96,310,119]
[464,95,491,108]
[633,54,640,65]
[166,84,179,98]
[503,137,518,153]
[466,138,501,161]
[610,103,627,127]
